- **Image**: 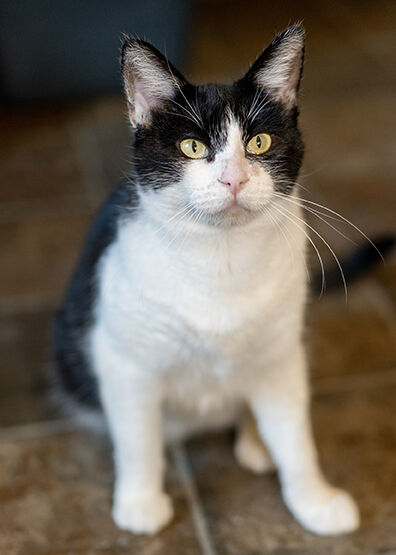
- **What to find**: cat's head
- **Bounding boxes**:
[121,25,305,228]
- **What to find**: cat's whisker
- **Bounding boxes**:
[271,187,348,226]
[270,203,326,297]
[248,92,272,122]
[249,95,272,123]
[152,205,193,238]
[273,193,359,247]
[165,59,204,130]
[160,206,199,252]
[149,200,197,245]
[273,200,348,301]
[273,178,312,196]
[299,165,327,181]
[274,189,384,262]
[194,88,204,130]
[171,206,207,259]
[245,88,263,123]
[162,110,205,127]
[261,204,311,282]
[167,96,202,128]
[260,205,296,277]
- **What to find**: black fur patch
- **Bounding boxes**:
[53,184,138,408]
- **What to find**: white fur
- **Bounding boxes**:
[234,413,275,474]
[88,120,359,536]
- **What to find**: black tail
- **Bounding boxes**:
[312,234,395,294]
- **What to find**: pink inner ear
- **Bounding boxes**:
[136,80,163,110]
[129,81,164,126]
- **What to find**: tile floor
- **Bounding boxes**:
[0,1,396,553]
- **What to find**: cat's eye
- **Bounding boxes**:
[246,133,272,155]
[179,139,208,159]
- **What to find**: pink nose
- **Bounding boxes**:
[218,159,248,197]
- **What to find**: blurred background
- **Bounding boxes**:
[0,1,396,553]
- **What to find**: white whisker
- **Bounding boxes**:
[261,205,297,279]
[273,193,359,248]
[271,202,327,297]
[165,59,204,129]
[274,186,384,262]
[273,200,348,301]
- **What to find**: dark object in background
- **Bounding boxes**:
[0,0,193,101]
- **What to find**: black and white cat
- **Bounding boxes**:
[54,25,360,536]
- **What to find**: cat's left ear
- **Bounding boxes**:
[242,25,305,111]
[121,37,187,127]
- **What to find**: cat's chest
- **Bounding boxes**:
[107,216,302,336]
[96,214,307,381]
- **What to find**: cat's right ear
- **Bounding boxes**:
[121,37,186,128]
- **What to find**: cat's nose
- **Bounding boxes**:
[218,160,248,197]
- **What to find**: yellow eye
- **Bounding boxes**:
[246,133,272,155]
[179,138,208,159]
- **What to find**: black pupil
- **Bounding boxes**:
[256,135,262,148]
[192,140,197,153]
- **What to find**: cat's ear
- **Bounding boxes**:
[121,37,187,127]
[243,25,305,111]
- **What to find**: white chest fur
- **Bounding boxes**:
[92,202,307,404]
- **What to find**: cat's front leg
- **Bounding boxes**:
[248,344,359,536]
[92,332,173,535]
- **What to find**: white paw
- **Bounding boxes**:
[113,490,174,535]
[284,483,360,536]
[234,434,275,474]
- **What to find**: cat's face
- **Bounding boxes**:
[122,26,305,228]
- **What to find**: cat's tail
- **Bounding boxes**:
[311,234,395,294]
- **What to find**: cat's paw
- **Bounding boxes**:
[113,491,174,535]
[284,483,359,536]
[234,432,275,474]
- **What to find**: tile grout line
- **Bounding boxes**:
[313,367,396,395]
[0,292,59,316]
[172,443,218,555]
[0,418,79,441]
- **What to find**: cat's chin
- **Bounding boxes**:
[204,203,259,228]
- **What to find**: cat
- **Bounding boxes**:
[54,25,360,536]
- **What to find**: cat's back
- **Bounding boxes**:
[53,182,138,408]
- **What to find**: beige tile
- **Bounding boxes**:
[187,383,396,554]
[0,311,51,389]
[0,430,201,554]
[308,281,396,380]
[0,310,57,427]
